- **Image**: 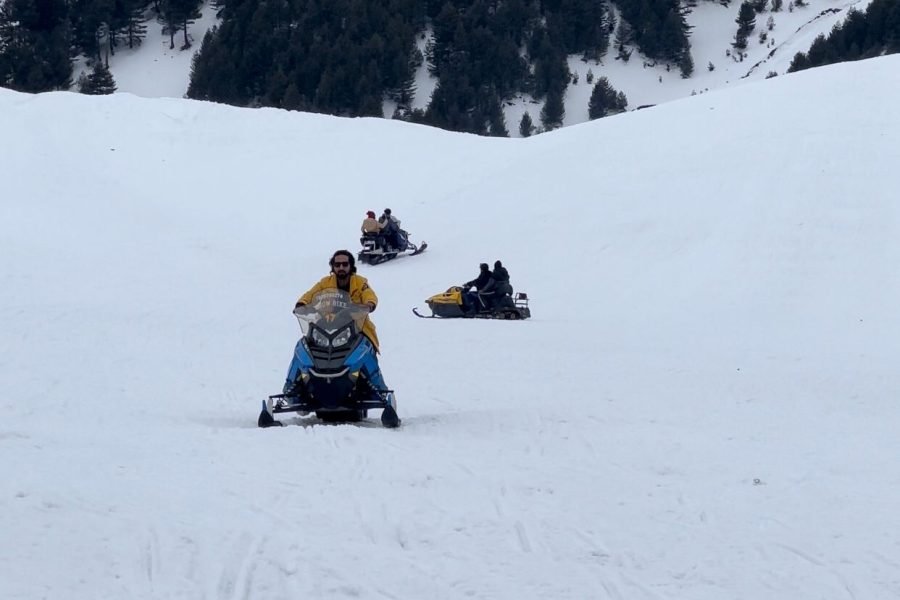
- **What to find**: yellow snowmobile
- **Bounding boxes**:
[413,286,531,320]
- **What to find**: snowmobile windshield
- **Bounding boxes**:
[294,290,369,342]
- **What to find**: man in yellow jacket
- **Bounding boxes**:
[290,250,398,425]
[295,249,380,351]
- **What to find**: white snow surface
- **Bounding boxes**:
[3,56,900,599]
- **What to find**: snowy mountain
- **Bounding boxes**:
[3,53,900,599]
[91,0,873,134]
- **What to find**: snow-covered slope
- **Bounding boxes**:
[97,0,873,134]
[3,56,900,599]
[551,0,875,127]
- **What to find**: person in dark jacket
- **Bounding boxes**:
[463,263,496,312]
[492,260,513,298]
[378,208,404,250]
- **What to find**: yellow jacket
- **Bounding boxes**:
[297,274,380,351]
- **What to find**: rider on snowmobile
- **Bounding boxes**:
[361,210,388,251]
[293,250,396,410]
[462,263,497,313]
[378,208,405,250]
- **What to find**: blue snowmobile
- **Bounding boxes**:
[258,290,401,428]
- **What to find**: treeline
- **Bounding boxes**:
[188,0,423,117]
[188,0,693,136]
[1,0,696,135]
[614,0,692,68]
[0,0,205,93]
[788,0,900,73]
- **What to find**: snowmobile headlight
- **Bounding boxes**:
[331,326,352,348]
[311,328,330,347]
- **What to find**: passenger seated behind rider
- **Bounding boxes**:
[361,210,382,234]
[492,260,513,297]
[361,210,386,249]
[463,263,496,313]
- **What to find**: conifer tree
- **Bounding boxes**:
[614,19,634,61]
[0,0,72,91]
[69,0,115,62]
[282,83,303,111]
[679,48,694,78]
[79,62,117,94]
[588,76,628,120]
[540,86,565,131]
[119,0,149,49]
[519,111,535,137]
[736,2,757,40]
[588,82,607,120]
[161,0,202,50]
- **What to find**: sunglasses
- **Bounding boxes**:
[333,261,350,268]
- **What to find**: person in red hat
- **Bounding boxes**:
[361,210,382,235]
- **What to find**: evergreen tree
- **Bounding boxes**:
[70,0,115,62]
[736,2,757,39]
[0,0,72,92]
[679,47,694,77]
[614,19,634,61]
[540,86,565,131]
[161,0,202,50]
[264,66,289,106]
[282,83,304,111]
[588,80,608,120]
[788,51,810,71]
[519,111,535,137]
[588,76,627,119]
[547,0,610,60]
[79,61,117,94]
[486,99,509,137]
[529,31,570,99]
[787,0,900,73]
[119,0,149,49]
[614,0,691,64]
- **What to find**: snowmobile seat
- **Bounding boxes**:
[360,231,390,251]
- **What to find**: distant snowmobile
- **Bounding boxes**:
[259,290,401,428]
[413,286,531,320]
[358,230,426,265]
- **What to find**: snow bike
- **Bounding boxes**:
[358,230,427,266]
[259,290,401,428]
[413,286,531,320]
